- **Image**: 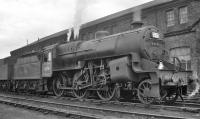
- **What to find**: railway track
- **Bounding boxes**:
[4,91,200,112]
[49,93,200,113]
[0,93,199,119]
[2,91,200,107]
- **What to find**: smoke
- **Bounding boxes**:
[72,0,97,40]
[188,72,200,98]
[71,0,152,40]
[188,81,200,98]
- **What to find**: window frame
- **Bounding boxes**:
[43,50,52,63]
[166,9,175,27]
[179,6,188,24]
[169,47,191,71]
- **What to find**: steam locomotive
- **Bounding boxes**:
[0,25,193,104]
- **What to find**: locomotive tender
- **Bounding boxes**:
[0,25,192,104]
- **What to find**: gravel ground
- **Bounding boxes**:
[0,103,70,119]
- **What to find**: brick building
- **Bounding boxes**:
[79,0,200,77]
[11,29,68,57]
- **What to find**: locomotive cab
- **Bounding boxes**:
[42,45,56,78]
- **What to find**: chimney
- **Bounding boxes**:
[131,21,143,29]
[131,9,143,29]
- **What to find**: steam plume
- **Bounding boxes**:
[73,0,96,40]
[188,72,200,98]
[188,81,200,98]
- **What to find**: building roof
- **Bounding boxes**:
[13,29,69,51]
[80,0,173,29]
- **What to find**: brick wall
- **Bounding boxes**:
[11,34,67,57]
[193,20,200,77]
[164,32,197,69]
[190,0,200,25]
[79,13,133,40]
[142,0,196,34]
[80,0,200,40]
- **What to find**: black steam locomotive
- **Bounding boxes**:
[0,25,192,104]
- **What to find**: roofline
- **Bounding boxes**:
[0,56,10,60]
[12,29,69,52]
[80,0,173,29]
[38,29,69,42]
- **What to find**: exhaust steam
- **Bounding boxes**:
[69,0,96,41]
[188,72,200,98]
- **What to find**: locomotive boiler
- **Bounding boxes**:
[54,26,164,71]
[49,26,192,104]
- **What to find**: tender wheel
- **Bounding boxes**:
[137,80,155,104]
[97,84,120,101]
[72,71,89,99]
[52,74,64,97]
[47,78,53,92]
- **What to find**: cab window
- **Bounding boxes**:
[44,51,52,62]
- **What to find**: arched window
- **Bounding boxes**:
[170,47,191,70]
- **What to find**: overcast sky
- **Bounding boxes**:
[0,0,152,58]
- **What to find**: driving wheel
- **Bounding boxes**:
[52,73,65,97]
[137,80,155,104]
[72,71,89,99]
[97,84,120,101]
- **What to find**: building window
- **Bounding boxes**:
[170,47,191,70]
[179,6,188,24]
[166,10,175,27]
